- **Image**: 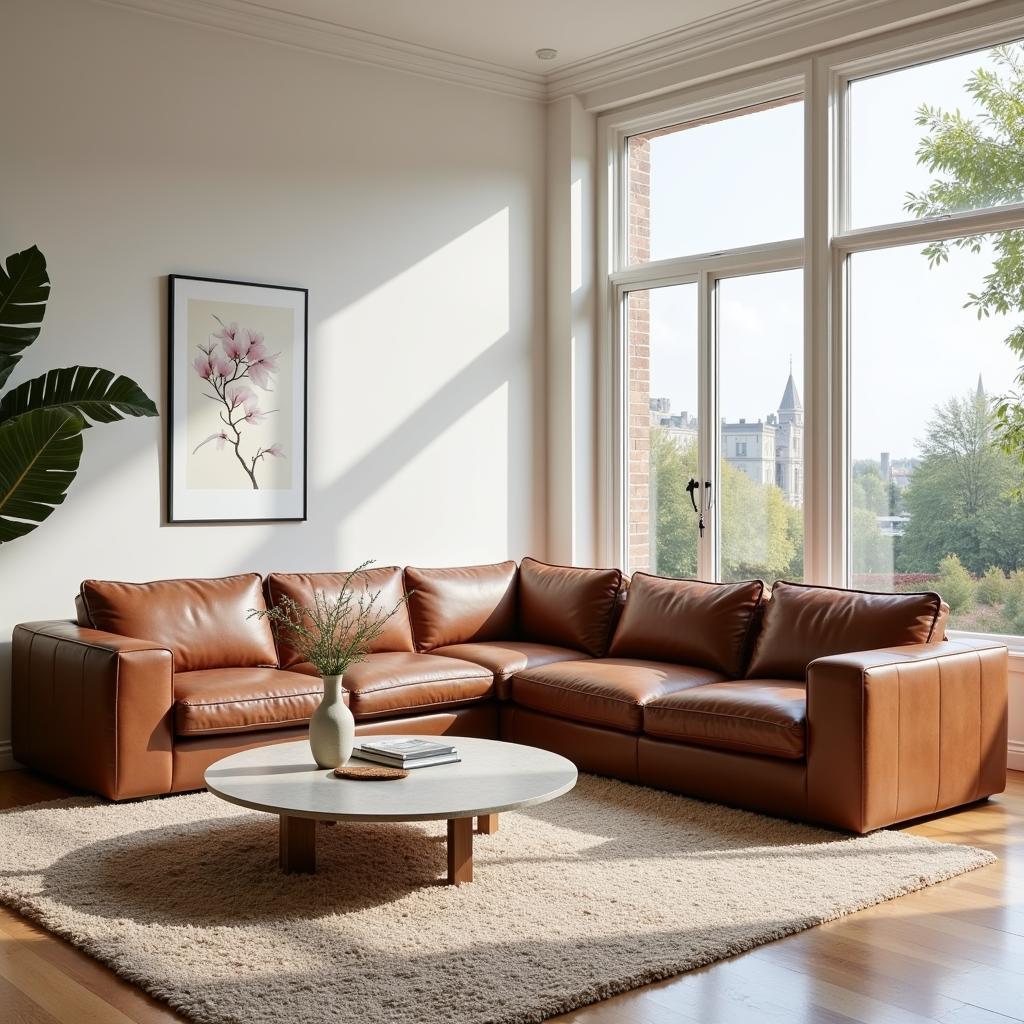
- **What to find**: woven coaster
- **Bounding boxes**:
[333,765,408,781]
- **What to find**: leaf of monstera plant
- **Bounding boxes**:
[0,366,159,427]
[0,407,84,544]
[0,246,49,389]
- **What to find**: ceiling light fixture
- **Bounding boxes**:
[535,48,558,61]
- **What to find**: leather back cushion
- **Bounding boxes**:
[609,574,764,676]
[405,562,518,651]
[265,567,413,669]
[746,580,945,680]
[518,557,623,657]
[80,573,278,673]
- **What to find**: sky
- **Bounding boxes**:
[642,42,1021,462]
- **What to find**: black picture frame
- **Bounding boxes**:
[167,274,308,524]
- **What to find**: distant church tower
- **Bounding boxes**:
[775,361,803,507]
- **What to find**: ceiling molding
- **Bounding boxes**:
[90,0,980,104]
[545,0,898,99]
[91,0,549,100]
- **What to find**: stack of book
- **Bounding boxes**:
[352,737,460,769]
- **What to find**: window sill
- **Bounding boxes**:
[948,628,1024,658]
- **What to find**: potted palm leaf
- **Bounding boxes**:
[251,562,409,768]
[0,245,158,543]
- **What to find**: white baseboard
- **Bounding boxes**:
[0,741,16,772]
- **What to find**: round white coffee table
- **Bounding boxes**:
[204,737,577,883]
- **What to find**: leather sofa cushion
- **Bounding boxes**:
[174,667,321,736]
[609,574,763,676]
[265,567,413,668]
[746,581,945,681]
[405,562,518,651]
[431,640,584,698]
[511,658,726,734]
[518,558,623,657]
[335,652,494,720]
[644,680,807,760]
[81,574,278,673]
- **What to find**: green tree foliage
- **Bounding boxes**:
[852,506,893,574]
[649,427,698,578]
[906,43,1024,477]
[648,426,802,583]
[976,565,1008,605]
[720,461,797,582]
[1004,569,1024,620]
[937,553,976,612]
[898,390,1024,575]
[852,461,891,515]
[851,462,897,574]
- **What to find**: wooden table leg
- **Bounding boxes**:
[477,813,499,835]
[447,816,474,885]
[279,815,316,874]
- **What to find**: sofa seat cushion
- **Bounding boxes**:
[174,667,321,737]
[644,679,807,760]
[431,641,584,697]
[337,652,494,720]
[511,658,727,734]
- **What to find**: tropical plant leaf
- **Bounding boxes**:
[0,407,84,544]
[0,366,159,428]
[0,246,49,389]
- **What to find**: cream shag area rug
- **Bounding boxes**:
[0,775,994,1024]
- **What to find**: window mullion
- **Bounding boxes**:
[698,269,717,581]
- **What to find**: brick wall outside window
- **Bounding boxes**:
[626,135,651,573]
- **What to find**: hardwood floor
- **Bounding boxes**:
[1,770,1022,1024]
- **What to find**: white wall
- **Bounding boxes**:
[0,0,547,765]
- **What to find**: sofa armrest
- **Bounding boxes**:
[12,620,175,800]
[806,640,1008,832]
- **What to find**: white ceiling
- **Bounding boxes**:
[244,0,751,73]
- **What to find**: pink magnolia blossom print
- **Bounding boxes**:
[191,314,284,489]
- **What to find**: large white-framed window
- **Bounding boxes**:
[599,4,1024,645]
[602,73,806,585]
[830,19,1024,641]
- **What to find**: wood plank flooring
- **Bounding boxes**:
[1,769,1021,1024]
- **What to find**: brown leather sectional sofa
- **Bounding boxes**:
[11,557,1008,833]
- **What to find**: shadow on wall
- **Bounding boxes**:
[231,204,540,573]
[240,331,518,574]
[0,202,544,753]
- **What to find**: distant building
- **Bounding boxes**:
[888,460,916,491]
[720,369,804,507]
[877,515,911,537]
[650,397,698,448]
[774,370,804,507]
[651,367,804,507]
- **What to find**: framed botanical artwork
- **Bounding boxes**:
[167,275,307,523]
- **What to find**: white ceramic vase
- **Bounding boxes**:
[309,674,355,769]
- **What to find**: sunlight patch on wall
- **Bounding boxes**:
[338,382,511,566]
[314,207,511,484]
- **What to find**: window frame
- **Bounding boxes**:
[600,69,806,579]
[828,12,1024,647]
[599,2,1024,649]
